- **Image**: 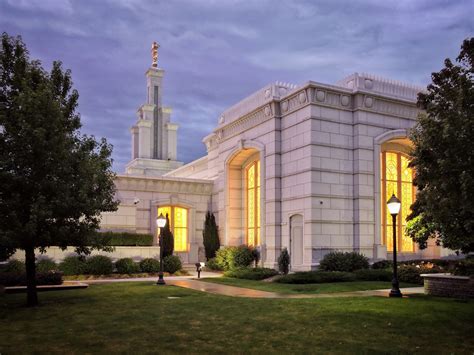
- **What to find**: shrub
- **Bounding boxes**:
[215,246,254,271]
[139,258,161,273]
[205,258,222,271]
[36,258,58,273]
[0,271,63,287]
[319,251,369,272]
[59,256,87,276]
[203,211,220,260]
[115,258,140,274]
[93,232,153,246]
[276,271,356,284]
[85,255,113,275]
[161,215,174,258]
[354,269,392,281]
[224,267,278,280]
[2,259,25,274]
[371,260,393,270]
[453,259,474,276]
[278,248,290,274]
[162,255,182,274]
[397,265,441,285]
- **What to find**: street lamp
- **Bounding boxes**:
[387,194,402,298]
[156,213,167,285]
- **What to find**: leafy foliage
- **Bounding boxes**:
[0,33,118,305]
[162,255,182,274]
[204,257,222,271]
[0,271,62,287]
[223,267,278,280]
[408,38,474,253]
[58,256,87,276]
[215,246,254,271]
[114,258,140,274]
[353,269,392,281]
[139,258,161,273]
[36,258,58,273]
[319,251,369,272]
[371,260,393,269]
[94,232,153,246]
[203,212,220,260]
[85,255,113,275]
[278,248,290,274]
[2,259,25,274]
[161,214,174,258]
[452,259,474,276]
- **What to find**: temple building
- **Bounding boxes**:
[99,43,452,269]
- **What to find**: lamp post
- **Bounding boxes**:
[387,194,402,298]
[156,213,167,285]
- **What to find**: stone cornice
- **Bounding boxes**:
[115,174,213,195]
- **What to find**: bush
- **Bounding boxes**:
[203,211,220,260]
[319,252,369,272]
[162,255,182,274]
[161,215,174,258]
[115,258,140,274]
[276,271,356,284]
[278,248,290,275]
[354,269,392,281]
[453,259,474,276]
[0,271,63,287]
[224,267,278,280]
[205,258,222,271]
[93,232,154,246]
[371,260,393,269]
[215,246,254,271]
[36,258,58,272]
[2,259,25,274]
[59,256,87,276]
[397,265,442,285]
[85,255,113,275]
[139,258,161,273]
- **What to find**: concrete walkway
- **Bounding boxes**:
[166,279,424,299]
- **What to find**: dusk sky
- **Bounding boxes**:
[1,0,472,172]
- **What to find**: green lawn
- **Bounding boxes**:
[1,282,473,353]
[200,277,419,294]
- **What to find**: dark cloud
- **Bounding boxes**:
[1,0,472,171]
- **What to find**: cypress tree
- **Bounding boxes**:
[203,211,220,260]
[161,214,174,258]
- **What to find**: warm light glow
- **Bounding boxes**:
[246,159,260,246]
[157,206,188,252]
[381,151,415,252]
[156,213,166,228]
[387,194,401,215]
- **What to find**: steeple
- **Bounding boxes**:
[125,42,183,176]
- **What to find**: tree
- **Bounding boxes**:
[407,37,474,254]
[0,33,118,306]
[202,211,220,260]
[161,214,174,258]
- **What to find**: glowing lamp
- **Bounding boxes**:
[387,194,401,216]
[156,213,166,228]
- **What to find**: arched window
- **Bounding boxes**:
[157,206,188,252]
[246,159,260,246]
[381,151,415,252]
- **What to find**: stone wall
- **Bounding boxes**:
[422,274,474,299]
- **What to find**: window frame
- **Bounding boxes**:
[157,206,188,252]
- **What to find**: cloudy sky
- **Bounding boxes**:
[1,0,472,171]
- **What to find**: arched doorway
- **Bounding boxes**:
[290,214,303,270]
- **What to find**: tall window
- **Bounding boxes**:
[381,152,415,252]
[157,206,188,252]
[246,160,260,246]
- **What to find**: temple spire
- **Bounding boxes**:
[151,41,159,68]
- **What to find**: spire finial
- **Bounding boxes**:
[151,41,160,68]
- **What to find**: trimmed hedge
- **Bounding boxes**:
[224,267,279,280]
[354,269,392,281]
[204,258,222,271]
[139,258,161,273]
[276,271,356,284]
[215,246,254,271]
[319,252,369,272]
[85,255,114,275]
[94,232,154,246]
[453,259,474,276]
[115,258,140,274]
[162,255,182,274]
[2,259,25,274]
[0,271,63,287]
[371,260,393,269]
[36,258,58,273]
[59,256,87,276]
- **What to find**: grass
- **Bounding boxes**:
[1,282,473,353]
[200,277,419,294]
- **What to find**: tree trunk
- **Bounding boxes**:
[25,246,38,307]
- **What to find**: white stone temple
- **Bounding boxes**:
[98,43,453,269]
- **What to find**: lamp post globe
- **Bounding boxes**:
[387,194,402,298]
[156,213,167,285]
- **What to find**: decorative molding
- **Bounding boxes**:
[115,175,213,195]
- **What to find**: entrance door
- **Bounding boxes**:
[290,214,303,270]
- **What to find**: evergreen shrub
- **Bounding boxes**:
[59,256,87,275]
[85,255,113,275]
[163,255,182,274]
[36,258,58,272]
[224,267,278,280]
[319,252,369,272]
[115,258,140,274]
[139,258,161,273]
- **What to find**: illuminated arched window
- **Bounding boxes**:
[381,152,415,252]
[157,206,188,252]
[246,160,260,246]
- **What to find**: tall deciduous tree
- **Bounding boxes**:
[0,33,118,306]
[203,211,220,260]
[407,38,474,254]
